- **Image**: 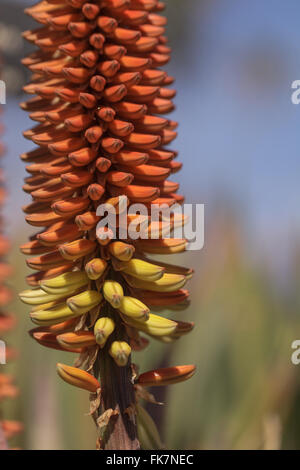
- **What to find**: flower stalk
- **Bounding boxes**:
[20,0,196,450]
[93,307,139,450]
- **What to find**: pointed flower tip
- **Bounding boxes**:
[56,363,100,393]
[137,365,196,387]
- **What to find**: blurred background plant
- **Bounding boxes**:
[1,0,300,449]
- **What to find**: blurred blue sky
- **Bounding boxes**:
[3,0,300,264]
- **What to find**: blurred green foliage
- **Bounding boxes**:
[164,214,300,450]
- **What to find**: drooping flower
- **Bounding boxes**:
[21,0,195,450]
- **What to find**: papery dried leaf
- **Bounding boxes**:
[135,384,163,405]
[89,388,101,416]
[96,408,119,435]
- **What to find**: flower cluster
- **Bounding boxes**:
[20,0,195,449]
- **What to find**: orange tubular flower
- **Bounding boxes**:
[21,0,195,450]
[57,363,100,392]
[137,365,196,387]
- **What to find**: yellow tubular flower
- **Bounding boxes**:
[40,271,89,293]
[30,303,79,327]
[109,341,132,367]
[119,296,150,321]
[20,288,71,306]
[67,290,103,315]
[94,317,115,348]
[121,313,177,337]
[124,272,187,292]
[103,280,124,308]
[117,259,165,282]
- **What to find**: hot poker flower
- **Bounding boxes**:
[0,79,22,450]
[21,0,195,450]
